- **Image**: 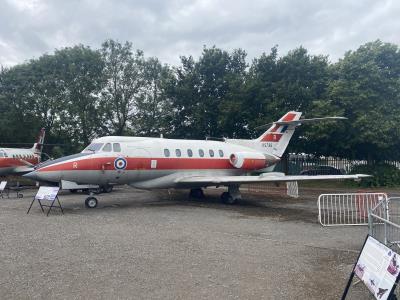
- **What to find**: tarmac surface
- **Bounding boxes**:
[0,185,398,299]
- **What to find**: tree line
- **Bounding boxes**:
[0,39,399,161]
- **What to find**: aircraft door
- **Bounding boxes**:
[126,148,151,183]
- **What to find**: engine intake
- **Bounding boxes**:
[229,152,267,170]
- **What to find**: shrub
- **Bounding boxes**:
[351,163,400,187]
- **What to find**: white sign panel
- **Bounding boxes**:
[35,186,60,201]
[0,181,7,191]
[354,236,400,300]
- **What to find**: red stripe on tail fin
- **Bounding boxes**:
[282,113,297,122]
[261,133,283,142]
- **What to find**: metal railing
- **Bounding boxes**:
[318,193,387,226]
[369,197,400,249]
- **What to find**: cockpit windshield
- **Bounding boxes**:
[82,143,104,153]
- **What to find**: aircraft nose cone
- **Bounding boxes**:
[23,168,61,183]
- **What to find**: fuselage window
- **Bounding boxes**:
[175,149,182,157]
[199,149,204,157]
[218,150,224,157]
[113,143,121,152]
[187,149,193,157]
[209,149,214,157]
[164,149,170,157]
[103,143,112,152]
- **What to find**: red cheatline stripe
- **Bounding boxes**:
[261,133,283,142]
[0,158,39,168]
[38,157,267,172]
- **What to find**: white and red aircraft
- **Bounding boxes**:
[0,128,45,176]
[25,112,368,208]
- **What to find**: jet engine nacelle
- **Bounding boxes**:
[229,152,267,170]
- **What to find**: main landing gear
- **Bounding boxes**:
[189,186,242,205]
[221,185,242,205]
[189,188,205,199]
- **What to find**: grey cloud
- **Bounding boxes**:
[0,0,399,66]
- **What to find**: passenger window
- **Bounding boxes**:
[103,143,112,152]
[209,150,214,157]
[199,149,204,157]
[175,149,181,157]
[219,150,224,157]
[187,149,193,157]
[164,149,170,157]
[113,143,121,152]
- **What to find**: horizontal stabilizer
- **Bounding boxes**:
[255,116,346,130]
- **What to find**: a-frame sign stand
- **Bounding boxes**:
[27,186,63,216]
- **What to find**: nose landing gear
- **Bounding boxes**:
[85,196,98,208]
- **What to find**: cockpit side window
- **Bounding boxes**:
[83,143,104,153]
[113,143,121,152]
[103,143,112,152]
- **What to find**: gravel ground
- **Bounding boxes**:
[0,185,399,300]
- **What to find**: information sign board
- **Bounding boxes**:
[35,186,60,201]
[354,236,400,300]
[0,181,7,191]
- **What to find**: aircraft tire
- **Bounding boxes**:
[221,192,236,205]
[85,196,98,208]
[189,188,204,199]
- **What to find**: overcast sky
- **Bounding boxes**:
[1,0,399,66]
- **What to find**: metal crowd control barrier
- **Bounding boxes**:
[318,193,387,226]
[369,197,400,249]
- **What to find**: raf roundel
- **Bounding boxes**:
[114,157,127,170]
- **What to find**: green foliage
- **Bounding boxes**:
[100,40,145,135]
[305,40,400,160]
[351,163,400,187]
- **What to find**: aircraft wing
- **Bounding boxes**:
[175,173,370,187]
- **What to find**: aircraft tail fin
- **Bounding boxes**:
[255,112,347,158]
[31,128,45,155]
[255,112,302,158]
